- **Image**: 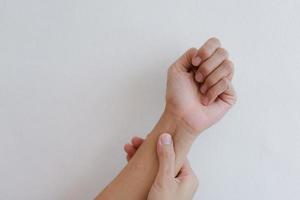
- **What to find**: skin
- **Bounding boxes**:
[96,37,236,200]
[124,135,198,200]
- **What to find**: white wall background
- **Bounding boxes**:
[1,0,300,199]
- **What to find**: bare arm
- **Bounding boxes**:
[96,111,195,200]
[96,38,236,200]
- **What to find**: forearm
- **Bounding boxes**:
[96,110,198,200]
[96,37,235,200]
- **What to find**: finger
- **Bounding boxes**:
[124,143,137,156]
[202,77,230,106]
[131,137,144,149]
[219,81,237,106]
[170,48,198,72]
[200,60,234,94]
[156,133,175,181]
[195,47,229,82]
[176,159,199,192]
[192,37,221,67]
[177,159,194,178]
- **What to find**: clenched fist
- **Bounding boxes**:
[165,38,236,134]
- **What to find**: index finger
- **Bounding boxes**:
[192,37,221,66]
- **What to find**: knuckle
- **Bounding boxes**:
[222,77,230,84]
[207,89,216,99]
[221,77,230,90]
[223,64,231,72]
[217,48,229,58]
[205,77,214,87]
[188,47,197,53]
[208,37,221,46]
[186,47,198,60]
[227,72,234,80]
[224,60,234,72]
[199,64,210,76]
[200,47,211,59]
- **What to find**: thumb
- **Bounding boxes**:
[156,133,175,181]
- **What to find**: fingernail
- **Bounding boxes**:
[160,134,172,145]
[200,85,207,94]
[202,97,209,106]
[192,56,201,66]
[195,73,203,82]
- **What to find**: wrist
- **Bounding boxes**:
[146,107,200,154]
[162,108,198,173]
[164,105,204,135]
[155,108,198,142]
[146,108,198,175]
[146,110,175,141]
